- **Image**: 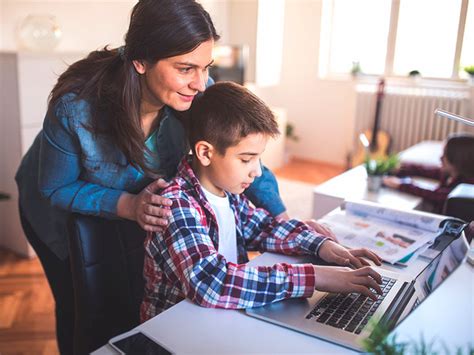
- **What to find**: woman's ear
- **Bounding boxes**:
[194,141,214,167]
[132,60,146,74]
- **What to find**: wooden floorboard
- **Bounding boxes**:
[274,158,344,185]
[0,249,58,355]
[0,158,342,354]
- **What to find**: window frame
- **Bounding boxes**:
[320,0,470,82]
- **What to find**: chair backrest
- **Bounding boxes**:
[67,214,146,354]
[444,183,474,222]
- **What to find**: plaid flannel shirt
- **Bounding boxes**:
[397,163,474,213]
[141,156,327,321]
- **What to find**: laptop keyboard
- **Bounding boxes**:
[306,276,396,334]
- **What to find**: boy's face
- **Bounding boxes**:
[199,133,268,196]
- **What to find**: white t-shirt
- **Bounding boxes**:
[201,187,238,264]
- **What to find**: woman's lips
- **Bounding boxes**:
[178,93,196,102]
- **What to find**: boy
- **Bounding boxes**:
[141,82,382,321]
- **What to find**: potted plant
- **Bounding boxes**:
[364,154,399,192]
[284,122,299,163]
[285,122,299,143]
[351,61,362,77]
[464,65,474,85]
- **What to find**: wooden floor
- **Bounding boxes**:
[0,249,57,355]
[0,158,343,355]
[274,157,344,185]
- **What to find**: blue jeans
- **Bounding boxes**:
[19,205,74,355]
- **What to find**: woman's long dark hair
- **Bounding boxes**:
[48,0,220,174]
[445,133,474,178]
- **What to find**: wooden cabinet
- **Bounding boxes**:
[0,51,85,256]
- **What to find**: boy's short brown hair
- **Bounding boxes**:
[188,81,279,155]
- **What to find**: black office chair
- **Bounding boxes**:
[444,183,474,222]
[67,214,146,354]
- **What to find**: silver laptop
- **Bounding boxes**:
[246,223,469,352]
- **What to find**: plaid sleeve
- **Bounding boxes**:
[153,192,315,309]
[237,195,328,257]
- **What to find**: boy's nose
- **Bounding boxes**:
[250,161,262,178]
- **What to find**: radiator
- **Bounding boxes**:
[354,84,473,154]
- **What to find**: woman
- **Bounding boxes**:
[15,0,286,353]
[383,134,474,213]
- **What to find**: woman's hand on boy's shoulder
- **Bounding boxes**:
[318,240,382,269]
[117,178,173,232]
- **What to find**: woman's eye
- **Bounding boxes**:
[179,67,193,73]
[241,159,251,164]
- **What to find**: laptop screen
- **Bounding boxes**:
[412,233,469,304]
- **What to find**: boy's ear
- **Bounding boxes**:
[132,60,147,74]
[194,141,215,166]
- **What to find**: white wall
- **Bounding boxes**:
[228,0,258,83]
[229,0,356,166]
[1,0,135,52]
[1,0,354,167]
[0,0,229,52]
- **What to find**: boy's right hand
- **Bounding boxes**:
[313,265,383,301]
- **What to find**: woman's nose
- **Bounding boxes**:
[190,70,207,92]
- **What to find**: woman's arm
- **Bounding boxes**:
[38,99,122,218]
[396,163,443,180]
[398,182,451,205]
[38,96,171,231]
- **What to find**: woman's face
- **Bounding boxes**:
[441,145,457,176]
[134,39,214,113]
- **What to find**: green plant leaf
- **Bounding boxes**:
[464,65,474,75]
[364,154,400,176]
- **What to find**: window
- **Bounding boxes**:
[460,1,474,75]
[256,0,285,86]
[320,0,473,79]
[324,0,391,76]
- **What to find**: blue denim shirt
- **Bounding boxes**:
[16,93,286,260]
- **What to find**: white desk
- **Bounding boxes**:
[93,251,473,354]
[312,165,423,219]
[312,141,444,219]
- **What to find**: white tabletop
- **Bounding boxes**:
[93,251,473,355]
[311,140,444,219]
[312,165,423,219]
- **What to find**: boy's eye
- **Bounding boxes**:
[179,67,193,73]
[241,159,251,164]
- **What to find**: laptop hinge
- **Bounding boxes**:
[379,281,415,330]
